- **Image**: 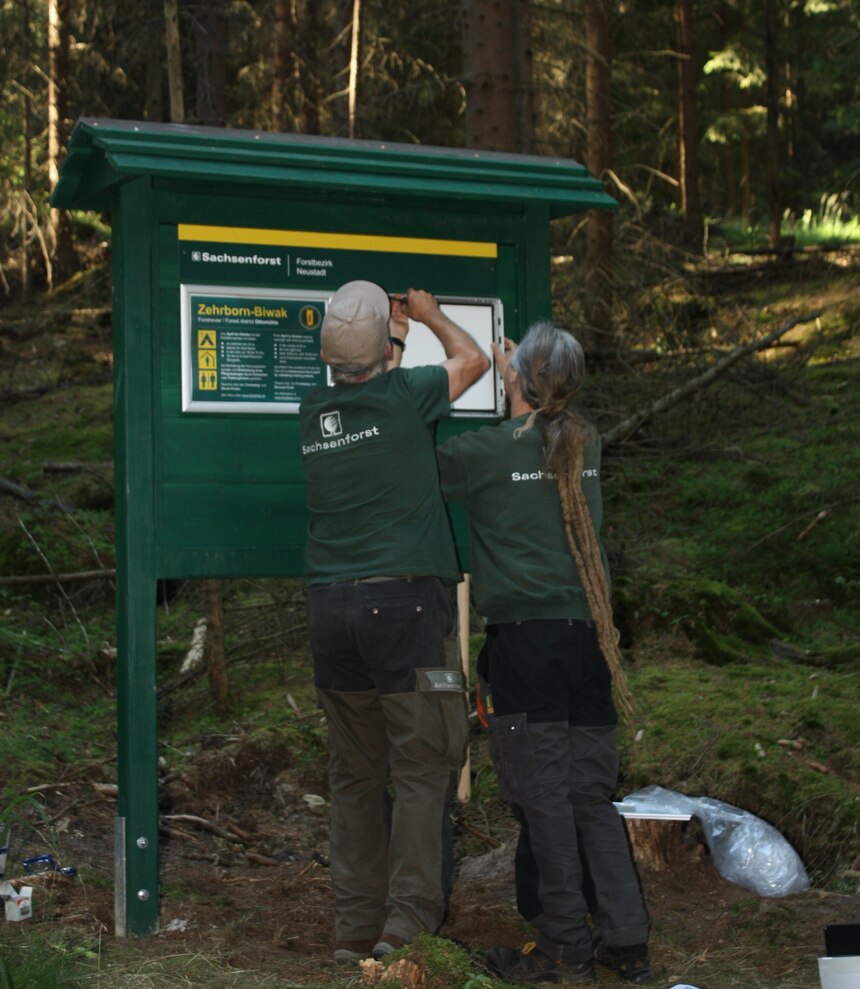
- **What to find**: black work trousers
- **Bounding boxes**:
[480,619,649,962]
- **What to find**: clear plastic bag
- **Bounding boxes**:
[616,785,811,897]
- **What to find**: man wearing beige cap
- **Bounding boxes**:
[299,280,489,965]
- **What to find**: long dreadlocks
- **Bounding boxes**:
[510,321,634,718]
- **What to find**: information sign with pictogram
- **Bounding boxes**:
[182,286,329,412]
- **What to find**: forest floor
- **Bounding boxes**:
[1,247,859,988]
[2,731,859,989]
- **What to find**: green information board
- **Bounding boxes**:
[52,118,617,939]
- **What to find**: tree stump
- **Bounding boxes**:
[624,817,685,872]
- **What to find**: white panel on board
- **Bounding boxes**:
[398,297,505,417]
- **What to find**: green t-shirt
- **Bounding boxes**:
[300,365,461,584]
[436,413,609,623]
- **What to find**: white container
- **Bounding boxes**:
[818,955,860,989]
[4,885,33,922]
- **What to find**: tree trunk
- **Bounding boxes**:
[22,0,34,300]
[721,78,736,216]
[332,0,353,136]
[461,0,521,151]
[782,5,796,166]
[347,0,362,138]
[164,0,185,123]
[676,0,703,247]
[513,0,534,153]
[584,0,614,342]
[717,3,736,216]
[204,579,230,709]
[764,0,782,248]
[145,0,164,120]
[271,0,293,131]
[297,0,321,135]
[47,0,75,283]
[194,0,226,126]
[346,0,361,137]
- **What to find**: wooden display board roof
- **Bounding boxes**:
[53,118,616,217]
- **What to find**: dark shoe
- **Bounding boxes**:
[594,943,655,985]
[372,933,409,959]
[485,942,594,984]
[333,939,377,965]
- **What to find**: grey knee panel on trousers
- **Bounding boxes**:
[568,726,650,946]
[489,715,593,962]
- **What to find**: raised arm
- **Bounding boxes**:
[405,288,490,401]
[386,295,410,370]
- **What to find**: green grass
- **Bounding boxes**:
[0,929,319,988]
[603,280,860,640]
[621,646,860,881]
[711,203,860,250]
[0,935,91,988]
[591,265,860,888]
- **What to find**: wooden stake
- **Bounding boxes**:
[457,575,472,803]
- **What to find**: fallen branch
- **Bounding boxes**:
[245,851,280,866]
[161,813,248,845]
[24,782,76,794]
[159,824,197,843]
[0,372,113,404]
[586,339,800,367]
[0,569,116,586]
[179,618,207,674]
[92,783,119,799]
[42,461,112,475]
[453,816,502,849]
[224,818,257,843]
[797,509,830,541]
[601,310,823,448]
[728,242,859,257]
[743,496,859,555]
[0,476,73,512]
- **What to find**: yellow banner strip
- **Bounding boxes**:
[178,224,497,259]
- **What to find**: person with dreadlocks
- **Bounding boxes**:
[436,321,653,985]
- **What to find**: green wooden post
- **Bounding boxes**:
[524,204,553,326]
[112,176,160,936]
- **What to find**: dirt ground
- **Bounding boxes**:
[5,738,859,988]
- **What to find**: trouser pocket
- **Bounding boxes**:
[382,669,468,769]
[488,712,531,802]
[489,715,570,804]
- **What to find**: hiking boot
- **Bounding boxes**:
[372,933,409,959]
[485,942,594,984]
[594,943,655,985]
[333,939,376,965]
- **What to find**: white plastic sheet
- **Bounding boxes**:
[617,785,811,897]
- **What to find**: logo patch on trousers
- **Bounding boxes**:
[419,670,464,692]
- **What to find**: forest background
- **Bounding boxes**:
[0,1,859,988]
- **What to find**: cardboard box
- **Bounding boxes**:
[3,885,33,922]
